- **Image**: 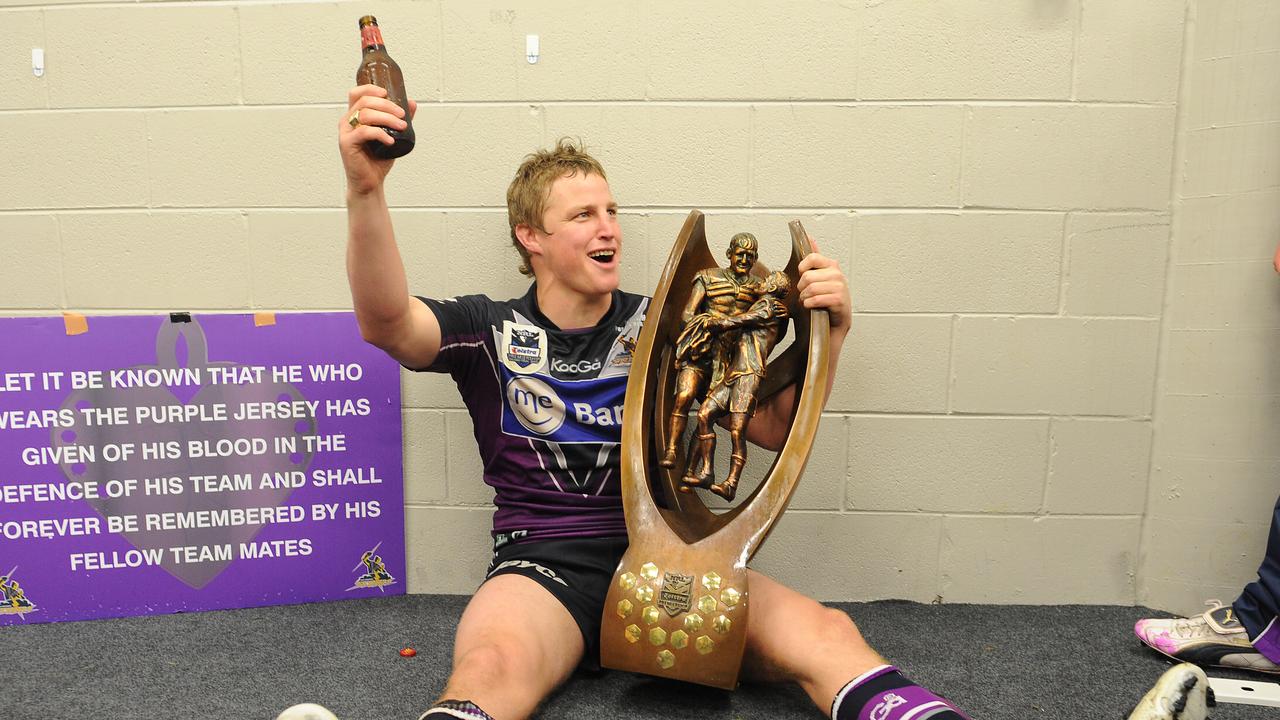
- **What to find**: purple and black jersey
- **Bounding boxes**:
[415,284,648,544]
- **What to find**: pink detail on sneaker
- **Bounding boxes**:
[1134,619,1182,654]
[1151,631,1181,655]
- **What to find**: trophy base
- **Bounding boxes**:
[599,545,749,690]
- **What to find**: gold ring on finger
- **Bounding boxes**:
[347,109,361,128]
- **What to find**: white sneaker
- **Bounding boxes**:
[275,703,339,720]
[1127,663,1214,720]
[1135,600,1280,675]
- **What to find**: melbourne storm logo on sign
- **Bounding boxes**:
[501,369,626,444]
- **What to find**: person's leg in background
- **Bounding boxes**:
[1135,493,1280,674]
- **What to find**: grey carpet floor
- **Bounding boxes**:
[2,595,1275,719]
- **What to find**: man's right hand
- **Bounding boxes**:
[339,85,418,196]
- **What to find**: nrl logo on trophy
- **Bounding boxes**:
[600,211,830,689]
[658,572,693,617]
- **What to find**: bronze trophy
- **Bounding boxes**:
[600,211,830,689]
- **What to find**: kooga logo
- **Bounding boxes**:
[552,358,601,374]
[505,376,566,435]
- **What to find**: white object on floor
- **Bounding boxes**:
[1209,677,1280,707]
[276,703,339,720]
[1128,664,1212,720]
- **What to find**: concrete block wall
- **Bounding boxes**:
[1,0,1272,610]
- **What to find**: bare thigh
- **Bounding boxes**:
[741,570,885,715]
[441,574,586,720]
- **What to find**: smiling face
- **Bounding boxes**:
[726,234,758,280]
[518,171,621,304]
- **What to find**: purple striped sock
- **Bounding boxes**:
[417,699,495,720]
[831,665,971,720]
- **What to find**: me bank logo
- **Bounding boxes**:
[501,370,625,445]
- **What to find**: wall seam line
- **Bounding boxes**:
[1136,0,1199,612]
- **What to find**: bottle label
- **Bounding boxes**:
[361,25,385,49]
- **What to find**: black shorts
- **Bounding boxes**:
[484,535,629,670]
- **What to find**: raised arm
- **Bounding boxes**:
[743,238,851,451]
[340,84,441,369]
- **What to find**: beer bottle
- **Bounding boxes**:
[356,15,415,159]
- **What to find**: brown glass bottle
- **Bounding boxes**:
[356,15,415,159]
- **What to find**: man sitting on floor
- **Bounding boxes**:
[338,83,973,720]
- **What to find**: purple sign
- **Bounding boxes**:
[0,313,404,624]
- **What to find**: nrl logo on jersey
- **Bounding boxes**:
[501,321,548,374]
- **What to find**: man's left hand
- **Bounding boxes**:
[796,235,852,332]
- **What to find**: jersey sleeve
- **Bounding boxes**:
[412,294,494,375]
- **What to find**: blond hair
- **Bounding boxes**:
[506,138,608,276]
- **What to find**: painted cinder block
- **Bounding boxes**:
[45,6,240,108]
[1139,515,1270,615]
[1045,419,1151,515]
[951,317,1160,416]
[753,105,964,207]
[544,105,751,208]
[1155,394,1280,461]
[1183,122,1280,197]
[440,0,643,101]
[148,107,340,208]
[1192,0,1280,60]
[1187,52,1280,129]
[751,511,943,603]
[0,215,62,309]
[859,0,1073,100]
[246,210,352,310]
[1163,328,1280,396]
[853,212,1063,313]
[0,112,148,210]
[1167,261,1280,330]
[1147,456,1280,524]
[60,212,252,309]
[826,314,951,414]
[0,11,46,110]
[847,416,1049,514]
[405,506,494,593]
[0,0,94,6]
[1175,189,1280,263]
[964,105,1175,211]
[402,369,464,411]
[385,105,544,208]
[1064,213,1170,318]
[1074,0,1185,103]
[416,211,547,302]
[403,409,446,503]
[242,1,442,105]
[940,516,1140,604]
[645,0,857,100]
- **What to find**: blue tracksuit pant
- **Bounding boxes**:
[1235,494,1280,662]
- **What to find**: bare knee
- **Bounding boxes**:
[820,607,866,646]
[790,605,874,668]
[451,641,540,688]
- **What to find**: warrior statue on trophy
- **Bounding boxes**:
[659,232,791,501]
